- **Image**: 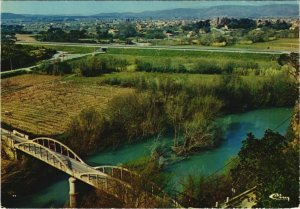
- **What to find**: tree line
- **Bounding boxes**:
[1,33,56,71]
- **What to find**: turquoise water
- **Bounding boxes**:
[12,107,293,207]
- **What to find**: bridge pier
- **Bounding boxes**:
[13,148,18,160]
[69,177,78,208]
[12,139,18,160]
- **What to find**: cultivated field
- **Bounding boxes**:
[1,74,133,135]
[16,34,38,43]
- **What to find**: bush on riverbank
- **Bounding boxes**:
[65,92,169,155]
[101,71,297,112]
[65,70,297,155]
[65,90,223,156]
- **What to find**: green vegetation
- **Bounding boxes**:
[105,48,277,62]
[135,58,259,74]
[74,56,129,76]
[217,18,256,29]
[1,27,57,71]
[59,49,297,155]
[229,38,299,51]
[99,71,297,111]
[35,55,130,76]
[182,20,211,33]
[278,52,299,79]
[64,67,297,155]
[37,28,90,42]
[1,42,56,71]
[65,92,168,155]
[181,173,232,207]
[230,130,298,207]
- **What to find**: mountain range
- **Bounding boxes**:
[2,4,299,19]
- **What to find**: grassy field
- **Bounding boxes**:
[232,38,299,51]
[24,39,291,71]
[54,45,283,74]
[63,47,280,71]
[145,38,299,51]
[104,47,279,66]
[1,74,133,135]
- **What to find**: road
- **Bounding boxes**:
[0,51,103,76]
[17,41,292,55]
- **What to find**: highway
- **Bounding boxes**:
[17,41,292,55]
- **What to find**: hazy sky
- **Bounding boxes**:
[2,1,298,15]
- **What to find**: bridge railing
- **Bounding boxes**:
[5,128,183,207]
[94,165,183,207]
[12,130,29,139]
[95,166,161,193]
[32,137,86,164]
[15,141,73,175]
[79,172,132,202]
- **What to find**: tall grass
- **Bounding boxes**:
[100,71,297,112]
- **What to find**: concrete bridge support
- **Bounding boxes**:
[69,177,78,208]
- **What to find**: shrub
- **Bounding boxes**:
[41,62,72,75]
[190,61,222,74]
[136,59,186,73]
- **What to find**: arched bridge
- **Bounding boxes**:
[1,129,182,208]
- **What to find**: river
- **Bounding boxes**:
[12,107,293,207]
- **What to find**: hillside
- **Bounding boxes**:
[2,4,298,20]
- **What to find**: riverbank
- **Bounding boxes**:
[6,107,292,208]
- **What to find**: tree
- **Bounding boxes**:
[180,173,232,207]
[165,93,188,147]
[218,18,256,29]
[277,52,299,81]
[200,34,213,46]
[118,22,137,39]
[195,20,211,33]
[230,130,299,207]
[66,108,104,155]
[1,37,56,71]
[247,29,268,43]
[96,27,112,39]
